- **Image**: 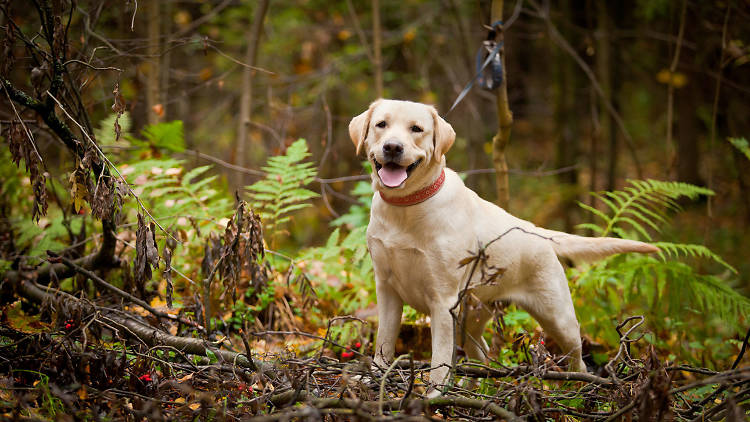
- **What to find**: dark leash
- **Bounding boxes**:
[443,20,505,118]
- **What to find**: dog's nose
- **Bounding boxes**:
[383,142,403,159]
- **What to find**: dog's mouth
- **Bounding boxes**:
[374,158,422,188]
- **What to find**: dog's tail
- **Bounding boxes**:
[531,227,659,263]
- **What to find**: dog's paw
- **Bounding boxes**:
[425,386,443,399]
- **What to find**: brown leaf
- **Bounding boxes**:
[146,221,159,267]
[162,240,174,309]
[112,82,126,141]
[135,214,154,285]
[152,103,164,118]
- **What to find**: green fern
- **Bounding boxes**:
[653,242,737,274]
[573,179,747,366]
[577,179,713,240]
[120,158,233,230]
[728,137,750,161]
[246,138,319,238]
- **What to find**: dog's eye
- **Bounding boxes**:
[411,125,423,133]
[375,121,387,128]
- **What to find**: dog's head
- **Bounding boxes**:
[349,99,455,192]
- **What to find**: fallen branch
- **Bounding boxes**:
[49,251,202,330]
[267,389,521,421]
[13,276,264,371]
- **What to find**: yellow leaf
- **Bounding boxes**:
[403,27,417,43]
[150,296,167,309]
[188,403,200,411]
[174,397,186,404]
[77,386,88,400]
[69,173,88,213]
[176,373,193,383]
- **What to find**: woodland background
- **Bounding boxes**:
[0,0,749,420]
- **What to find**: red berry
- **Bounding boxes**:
[354,342,362,348]
[540,340,545,345]
[65,323,73,330]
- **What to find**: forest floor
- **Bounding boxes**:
[1,290,748,421]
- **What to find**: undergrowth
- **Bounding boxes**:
[572,179,749,367]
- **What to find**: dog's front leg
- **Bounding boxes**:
[374,280,403,369]
[428,306,455,393]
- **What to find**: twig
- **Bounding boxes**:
[732,326,750,370]
[45,90,177,242]
[62,58,123,72]
[130,0,137,31]
[50,252,202,329]
[380,354,409,415]
[344,0,374,62]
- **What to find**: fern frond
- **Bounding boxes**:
[728,137,750,161]
[653,242,737,274]
[581,179,714,240]
[246,139,319,237]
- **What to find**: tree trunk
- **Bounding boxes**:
[146,1,160,126]
[676,81,702,186]
[491,0,513,208]
[235,0,270,188]
[595,1,612,194]
[553,1,581,231]
[373,0,383,98]
[160,0,172,120]
[604,1,623,191]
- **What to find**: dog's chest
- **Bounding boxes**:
[367,214,469,312]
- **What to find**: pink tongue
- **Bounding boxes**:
[378,166,408,187]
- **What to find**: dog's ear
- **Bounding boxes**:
[349,99,381,156]
[431,107,455,161]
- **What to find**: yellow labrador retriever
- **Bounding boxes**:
[349,99,657,389]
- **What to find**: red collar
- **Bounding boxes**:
[379,169,446,206]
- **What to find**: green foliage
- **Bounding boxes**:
[728,137,750,161]
[13,370,64,417]
[298,225,374,316]
[573,179,748,366]
[246,139,319,238]
[0,146,87,264]
[94,112,133,146]
[576,179,714,240]
[139,121,186,152]
[119,119,233,231]
[121,158,233,230]
[331,163,373,229]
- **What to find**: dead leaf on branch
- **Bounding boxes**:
[135,213,159,286]
[69,162,91,214]
[163,233,177,309]
[220,201,265,303]
[112,81,126,141]
[4,121,49,221]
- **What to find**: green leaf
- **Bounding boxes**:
[142,120,185,152]
[728,137,750,161]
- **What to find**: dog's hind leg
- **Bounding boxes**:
[460,305,492,362]
[516,262,587,372]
